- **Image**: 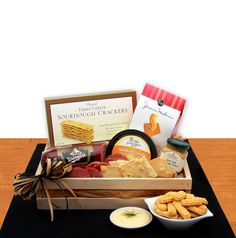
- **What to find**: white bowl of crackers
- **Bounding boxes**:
[145,191,213,230]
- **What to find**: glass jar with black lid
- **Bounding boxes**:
[160,138,190,173]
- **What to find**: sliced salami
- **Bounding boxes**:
[69,167,90,177]
[105,153,127,162]
[86,161,108,170]
[86,167,103,177]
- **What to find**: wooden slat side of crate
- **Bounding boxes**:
[36,160,192,209]
[39,177,191,190]
[36,159,192,190]
[37,197,149,210]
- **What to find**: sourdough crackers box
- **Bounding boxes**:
[45,91,137,147]
[129,83,186,151]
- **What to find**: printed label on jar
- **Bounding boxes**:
[160,151,185,173]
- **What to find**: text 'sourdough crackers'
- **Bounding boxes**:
[129,83,186,150]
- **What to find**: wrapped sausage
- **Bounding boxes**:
[41,142,108,166]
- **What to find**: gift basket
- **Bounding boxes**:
[14,83,192,220]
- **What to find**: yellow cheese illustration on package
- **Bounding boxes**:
[144,113,161,137]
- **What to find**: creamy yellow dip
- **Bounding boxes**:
[111,208,152,228]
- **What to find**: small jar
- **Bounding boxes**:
[160,138,190,173]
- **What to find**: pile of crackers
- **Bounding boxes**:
[101,156,157,178]
[100,156,175,178]
[61,119,94,144]
[155,191,208,219]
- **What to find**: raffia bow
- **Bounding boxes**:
[13,158,77,221]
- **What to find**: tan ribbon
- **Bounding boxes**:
[13,158,77,221]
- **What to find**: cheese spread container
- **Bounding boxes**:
[160,138,190,173]
[106,129,157,160]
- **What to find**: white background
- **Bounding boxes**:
[0,0,235,138]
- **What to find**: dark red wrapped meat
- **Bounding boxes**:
[41,142,108,166]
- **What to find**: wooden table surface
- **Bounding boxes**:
[0,138,235,234]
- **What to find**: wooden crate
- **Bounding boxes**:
[36,161,192,210]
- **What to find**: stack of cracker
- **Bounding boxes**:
[101,156,157,178]
[61,119,94,144]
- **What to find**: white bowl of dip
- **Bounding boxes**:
[110,207,153,229]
